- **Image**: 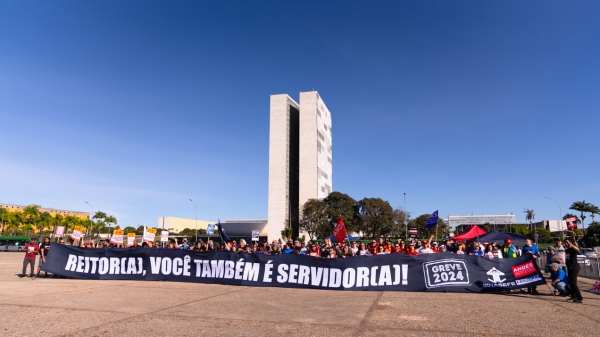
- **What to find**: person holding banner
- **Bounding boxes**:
[564,239,583,303]
[33,237,51,279]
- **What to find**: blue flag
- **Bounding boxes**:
[218,221,231,242]
[425,210,439,230]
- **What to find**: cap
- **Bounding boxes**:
[432,242,438,245]
[504,238,512,245]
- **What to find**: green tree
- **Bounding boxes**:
[582,222,600,247]
[280,227,293,241]
[508,224,529,237]
[356,198,394,239]
[0,208,9,235]
[481,223,494,233]
[136,226,145,235]
[299,198,329,240]
[23,205,41,232]
[390,208,409,238]
[523,209,535,230]
[588,204,599,223]
[37,212,52,238]
[105,215,117,233]
[177,228,195,237]
[7,212,24,236]
[322,192,360,235]
[532,226,552,243]
[569,200,592,230]
[123,226,137,232]
[408,214,448,239]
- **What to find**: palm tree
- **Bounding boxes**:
[523,209,535,230]
[589,204,599,223]
[569,200,592,230]
[37,212,52,239]
[6,212,22,236]
[0,208,8,235]
[23,205,40,233]
[105,215,117,234]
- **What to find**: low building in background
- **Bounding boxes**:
[157,217,215,234]
[0,203,89,220]
[449,214,516,233]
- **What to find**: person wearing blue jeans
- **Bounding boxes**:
[548,263,569,296]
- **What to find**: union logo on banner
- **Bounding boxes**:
[511,261,536,279]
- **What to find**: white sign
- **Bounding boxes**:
[547,220,567,232]
[251,230,259,242]
[127,233,136,246]
[111,230,124,245]
[143,228,156,243]
[206,224,215,235]
[55,226,65,238]
[160,231,169,242]
[71,226,84,241]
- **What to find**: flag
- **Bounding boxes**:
[332,215,347,243]
[218,221,231,243]
[425,211,439,230]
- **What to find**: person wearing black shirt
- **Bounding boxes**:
[564,239,583,303]
[34,237,51,279]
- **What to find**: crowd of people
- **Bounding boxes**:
[17,235,585,303]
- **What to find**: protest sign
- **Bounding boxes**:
[206,224,215,235]
[111,230,124,245]
[55,226,65,238]
[251,230,259,242]
[161,231,169,242]
[143,228,156,243]
[42,244,545,293]
[127,233,136,246]
[71,226,84,241]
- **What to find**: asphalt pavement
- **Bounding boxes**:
[1,252,599,336]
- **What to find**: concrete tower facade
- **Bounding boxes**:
[267,91,332,241]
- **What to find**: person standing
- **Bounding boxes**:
[521,238,540,294]
[564,239,583,303]
[21,238,39,278]
[34,237,51,279]
[502,238,518,258]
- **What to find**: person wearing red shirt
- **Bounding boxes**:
[406,243,419,256]
[431,242,440,253]
[21,238,39,278]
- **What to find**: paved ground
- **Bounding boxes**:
[1,253,599,337]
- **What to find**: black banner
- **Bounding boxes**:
[42,243,545,292]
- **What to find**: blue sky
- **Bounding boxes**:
[1,1,599,228]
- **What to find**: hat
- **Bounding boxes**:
[294,240,299,243]
[432,242,438,245]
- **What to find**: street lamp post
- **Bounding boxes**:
[85,201,94,239]
[545,196,563,239]
[404,192,407,239]
[189,199,198,244]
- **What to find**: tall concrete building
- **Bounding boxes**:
[266,91,332,241]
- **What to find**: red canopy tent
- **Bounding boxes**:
[452,225,487,242]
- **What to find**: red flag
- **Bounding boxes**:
[333,215,347,243]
